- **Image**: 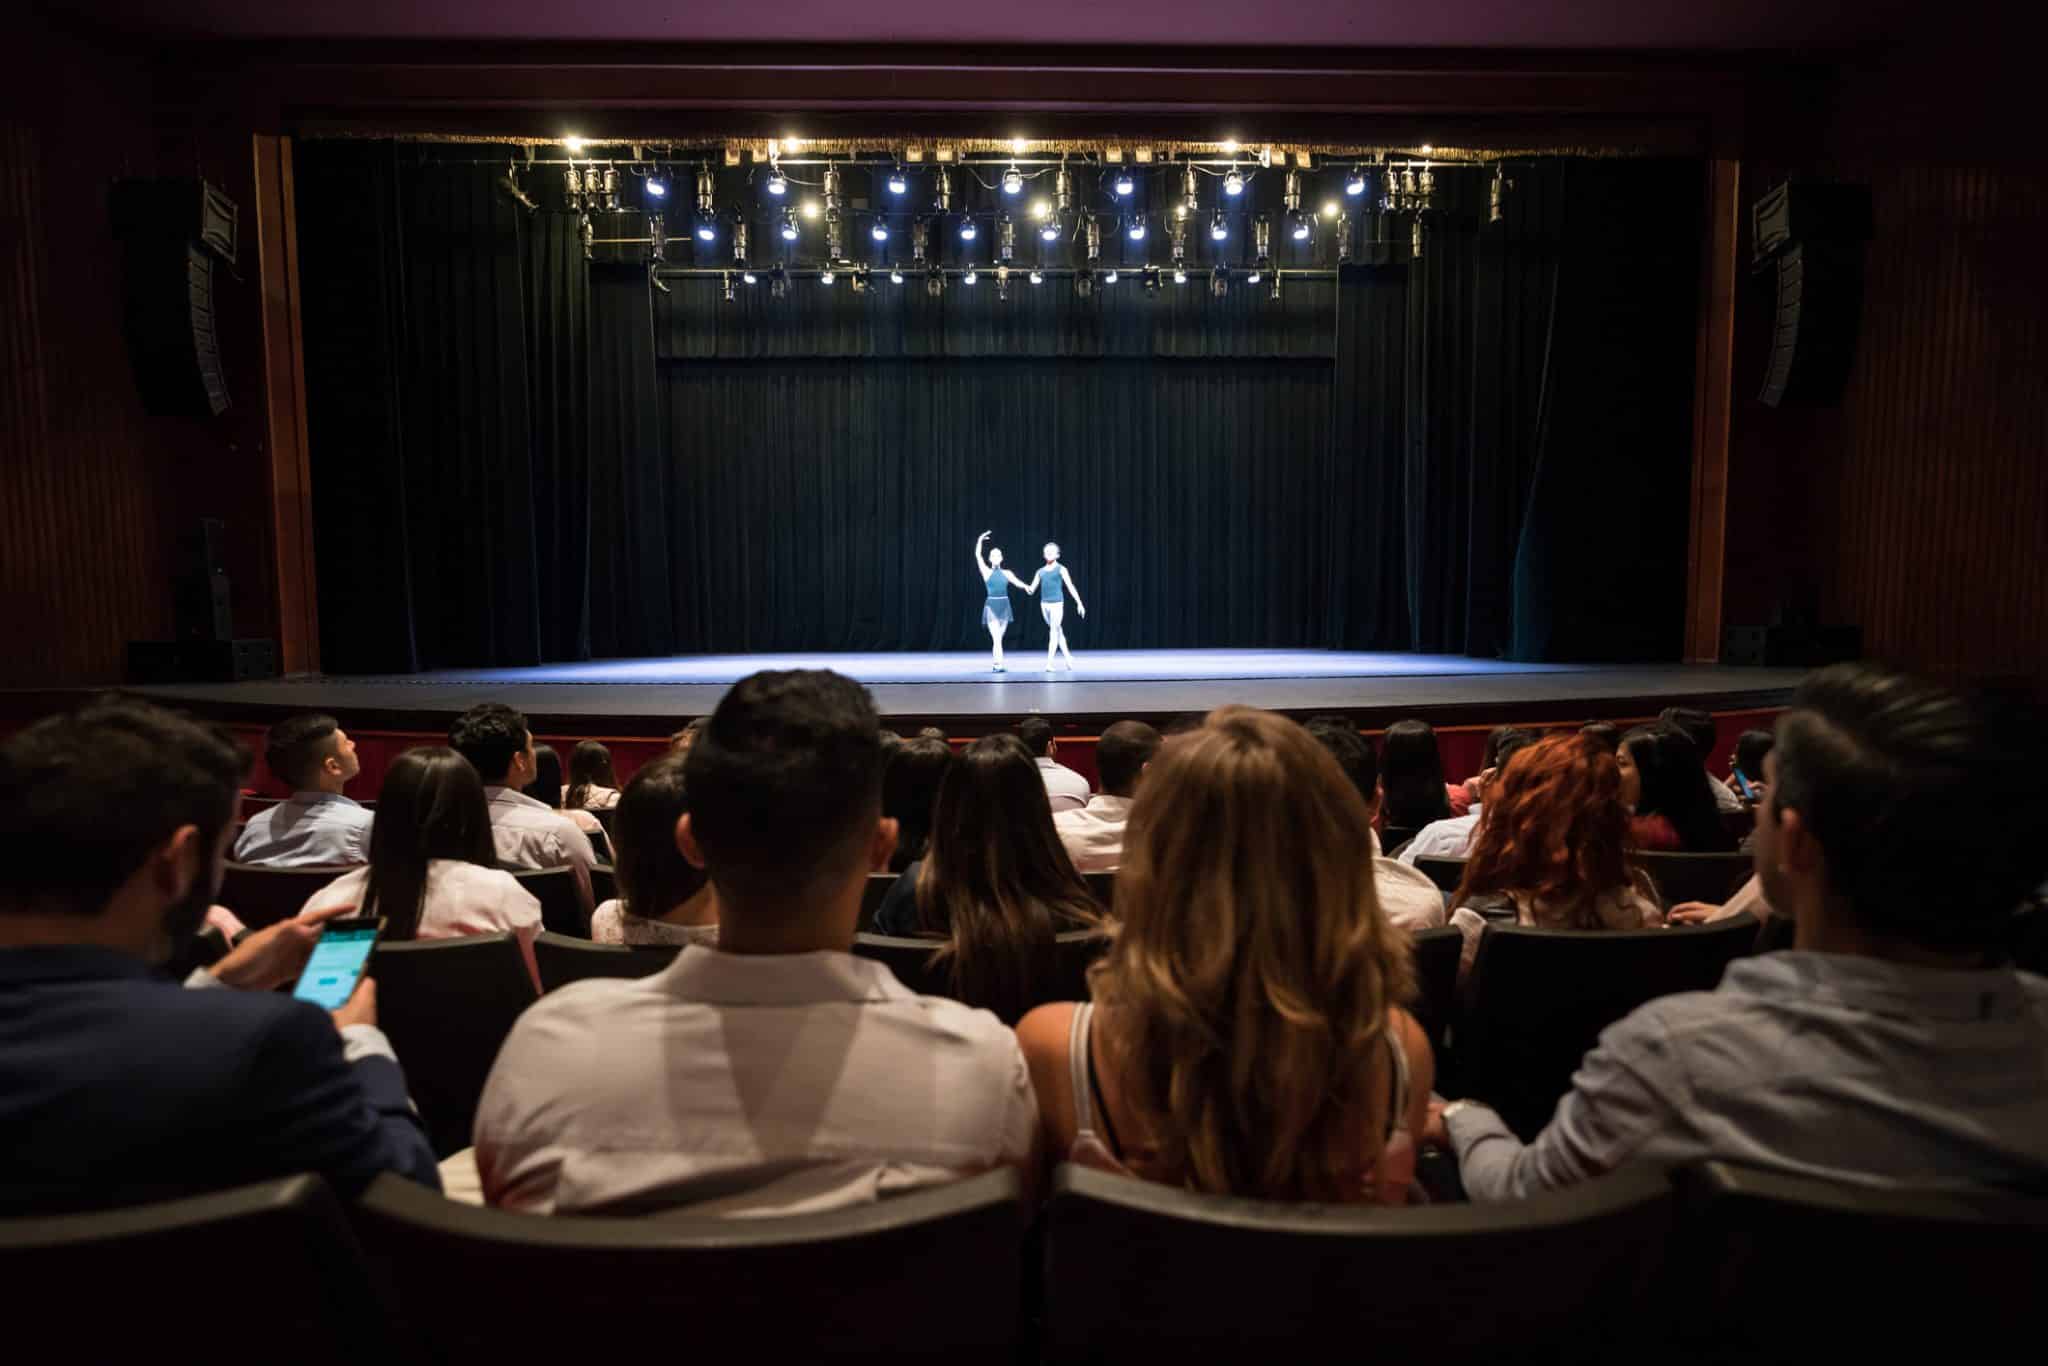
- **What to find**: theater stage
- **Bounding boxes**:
[117,650,1806,733]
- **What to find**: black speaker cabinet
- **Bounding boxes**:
[111,179,236,417]
[127,638,277,683]
[1752,181,1872,409]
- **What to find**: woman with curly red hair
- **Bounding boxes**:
[1448,733,1663,981]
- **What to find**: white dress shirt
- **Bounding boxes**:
[1707,773,1744,814]
[474,946,1038,1217]
[300,858,545,987]
[1447,953,2048,1200]
[1397,809,1481,864]
[232,792,373,867]
[484,786,596,909]
[1367,829,1449,931]
[1054,794,1132,872]
[1034,757,1091,813]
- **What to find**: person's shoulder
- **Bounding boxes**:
[1015,1000,1079,1063]
[1375,856,1441,894]
[590,899,624,940]
[891,988,1029,1053]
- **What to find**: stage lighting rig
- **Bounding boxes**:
[1209,211,1228,242]
[1083,214,1102,264]
[1489,164,1505,224]
[1103,269,1118,285]
[1002,164,1024,195]
[1029,269,1044,286]
[926,265,944,298]
[823,163,842,214]
[1223,167,1245,197]
[1173,266,1188,285]
[602,166,620,211]
[765,164,788,197]
[722,273,736,302]
[890,267,905,285]
[694,164,717,241]
[1141,267,1161,297]
[871,220,890,242]
[996,265,1011,300]
[1411,216,1425,260]
[1283,171,1310,242]
[742,267,759,284]
[1336,212,1352,263]
[1210,264,1229,297]
[1418,165,1436,209]
[963,266,979,286]
[935,168,953,213]
[887,164,908,195]
[825,209,844,260]
[779,207,800,241]
[1127,214,1147,242]
[998,215,1016,262]
[769,265,789,298]
[819,267,836,286]
[910,218,929,265]
[1345,164,1367,197]
[497,161,537,213]
[1075,268,1094,299]
[644,170,667,200]
[733,220,750,265]
[960,217,979,242]
[1113,168,1136,197]
[1180,161,1199,219]
[1269,271,1283,302]
[1170,213,1189,266]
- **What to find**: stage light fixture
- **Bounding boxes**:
[1411,216,1424,260]
[1209,211,1228,242]
[1489,164,1506,224]
[1223,169,1244,197]
[871,221,890,242]
[1054,164,1074,214]
[998,215,1016,261]
[1030,199,1051,221]
[733,220,750,263]
[996,265,1011,300]
[802,200,821,219]
[1290,211,1311,241]
[1253,213,1271,260]
[1220,138,1240,155]
[825,210,844,260]
[1211,264,1229,297]
[1127,215,1147,241]
[564,135,587,153]
[1322,201,1339,218]
[1269,272,1283,302]
[1173,266,1188,285]
[564,166,583,201]
[1003,165,1024,195]
[1418,165,1436,208]
[959,217,979,241]
[1083,214,1101,262]
[850,268,868,296]
[1029,269,1044,285]
[644,174,668,200]
[780,208,799,240]
[887,165,908,195]
[1075,269,1093,299]
[1181,162,1200,219]
[890,267,905,284]
[722,273,736,302]
[963,267,979,285]
[602,166,620,211]
[1346,165,1366,196]
[1103,269,1119,284]
[934,168,953,213]
[742,269,758,284]
[1113,169,1135,197]
[910,219,929,264]
[497,162,538,213]
[822,163,842,213]
[766,167,788,196]
[696,218,717,243]
[926,265,944,297]
[1040,219,1061,243]
[1246,263,1264,285]
[769,265,789,298]
[1142,268,1161,297]
[1337,212,1352,262]
[1170,214,1189,264]
[820,268,836,285]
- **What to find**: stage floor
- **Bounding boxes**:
[118,649,1807,730]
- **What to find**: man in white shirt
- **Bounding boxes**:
[1662,706,1745,814]
[1018,717,1090,812]
[475,669,1037,1216]
[449,703,595,913]
[1055,721,1161,872]
[232,714,373,867]
[1395,729,1539,871]
[1303,716,1449,931]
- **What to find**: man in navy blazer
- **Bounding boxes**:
[0,697,441,1214]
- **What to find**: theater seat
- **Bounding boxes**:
[851,932,946,995]
[533,931,676,992]
[1670,1161,2048,1357]
[1408,925,1462,1057]
[0,1174,407,1362]
[1457,915,1757,1139]
[218,860,358,930]
[1043,1161,1673,1364]
[1413,855,1467,893]
[858,871,897,930]
[352,1166,1027,1361]
[371,934,536,1156]
[1051,929,1112,1002]
[1632,851,1753,908]
[513,866,587,937]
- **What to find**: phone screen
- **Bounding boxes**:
[292,921,381,1010]
[1731,768,1757,801]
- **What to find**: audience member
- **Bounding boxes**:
[916,726,949,742]
[1017,717,1090,812]
[0,698,438,1213]
[1432,664,2048,1197]
[564,740,621,811]
[1579,720,1623,752]
[1446,726,1537,816]
[1398,729,1540,865]
[232,713,373,867]
[522,744,604,839]
[450,703,596,911]
[1619,724,1737,852]
[590,753,717,948]
[1661,705,1744,813]
[883,736,957,874]
[1447,735,1663,981]
[1380,719,1453,831]
[1054,720,1162,873]
[301,747,543,988]
[1019,707,1431,1204]
[875,734,1100,1022]
[1732,727,1775,801]
[668,719,704,754]
[877,729,906,755]
[1303,716,1449,931]
[474,670,1036,1215]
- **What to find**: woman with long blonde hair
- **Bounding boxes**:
[1017,707,1433,1204]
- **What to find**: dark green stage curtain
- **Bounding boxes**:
[587,265,672,658]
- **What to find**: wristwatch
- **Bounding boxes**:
[1439,1100,1475,1126]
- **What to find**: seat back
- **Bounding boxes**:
[850,932,947,996]
[218,861,360,930]
[0,1174,408,1362]
[590,805,618,841]
[1670,1161,2048,1354]
[371,934,536,1155]
[857,872,896,930]
[1413,855,1467,893]
[1051,929,1112,1003]
[1380,825,1421,855]
[533,931,677,992]
[1044,1162,1672,1364]
[589,863,617,908]
[1460,915,1757,1138]
[353,1167,1026,1361]
[1083,870,1116,912]
[1632,851,1753,909]
[1407,925,1462,1055]
[513,866,587,937]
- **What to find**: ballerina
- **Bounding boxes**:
[1026,541,1087,671]
[974,531,1034,672]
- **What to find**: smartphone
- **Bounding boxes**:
[292,917,384,1010]
[1730,768,1758,802]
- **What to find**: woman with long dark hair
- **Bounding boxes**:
[1449,734,1663,981]
[1380,719,1453,831]
[591,753,718,947]
[874,733,1098,1023]
[563,740,621,812]
[522,743,604,839]
[1618,725,1736,852]
[301,746,542,986]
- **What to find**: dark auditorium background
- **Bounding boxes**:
[0,5,2040,687]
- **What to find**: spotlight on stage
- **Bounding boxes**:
[887,165,908,195]
[1113,169,1135,197]
[644,175,668,201]
[871,221,889,242]
[963,267,978,285]
[1209,211,1228,242]
[766,167,788,197]
[959,217,979,242]
[890,267,905,284]
[1346,165,1367,197]
[1103,269,1118,285]
[1223,168,1244,197]
[819,267,836,286]
[742,269,758,284]
[779,208,799,241]
[1141,267,1161,297]
[1003,165,1024,195]
[1127,215,1147,242]
[1029,269,1044,285]
[1173,266,1188,285]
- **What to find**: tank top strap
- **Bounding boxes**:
[1066,1001,1099,1135]
[1382,1023,1413,1139]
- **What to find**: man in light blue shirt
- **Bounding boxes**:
[1431,664,2048,1199]
[232,714,373,867]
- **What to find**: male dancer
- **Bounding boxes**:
[1027,542,1086,671]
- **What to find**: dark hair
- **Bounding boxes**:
[916,727,949,742]
[1016,717,1055,757]
[1622,725,1734,851]
[1162,712,1208,737]
[878,730,906,755]
[564,740,617,810]
[684,670,885,909]
[1579,721,1624,753]
[359,747,498,942]
[1380,720,1451,829]
[919,733,1097,1024]
[449,703,530,785]
[883,737,957,872]
[612,753,705,920]
[1492,728,1541,773]
[669,719,704,753]
[0,697,248,918]
[1302,716,1378,807]
[1096,720,1164,799]
[522,744,564,807]
[1658,706,1719,766]
[1734,729,1775,780]
[1771,664,2048,951]
[1484,725,1538,769]
[264,713,341,790]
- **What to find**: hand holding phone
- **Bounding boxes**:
[292,917,384,1011]
[1731,768,1758,803]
